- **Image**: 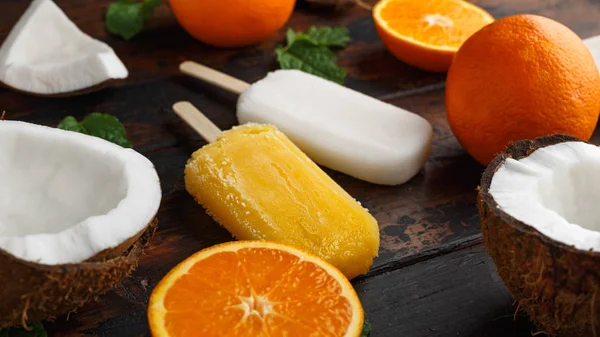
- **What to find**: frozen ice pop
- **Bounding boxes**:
[174,102,380,279]
[180,61,433,186]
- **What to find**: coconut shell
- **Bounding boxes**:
[88,226,149,262]
[0,218,158,328]
[479,134,600,337]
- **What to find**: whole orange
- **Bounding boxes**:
[169,0,296,48]
[446,14,600,165]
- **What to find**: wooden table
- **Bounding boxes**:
[1,0,598,336]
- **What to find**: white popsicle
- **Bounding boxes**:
[237,70,432,185]
[181,62,433,185]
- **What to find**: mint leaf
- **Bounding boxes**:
[275,27,349,84]
[286,28,297,45]
[360,316,372,337]
[0,322,47,337]
[57,116,86,133]
[58,113,132,148]
[105,0,160,40]
[276,40,346,84]
[305,26,351,47]
[106,1,144,40]
[80,113,133,148]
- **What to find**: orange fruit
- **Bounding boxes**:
[169,0,296,48]
[373,0,494,72]
[148,241,364,337]
[446,14,600,165]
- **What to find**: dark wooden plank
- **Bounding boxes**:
[355,244,538,337]
[0,76,239,150]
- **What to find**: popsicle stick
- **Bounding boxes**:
[180,61,251,95]
[172,101,222,144]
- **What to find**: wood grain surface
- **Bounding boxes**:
[0,0,598,336]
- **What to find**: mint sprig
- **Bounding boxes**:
[276,40,346,84]
[58,113,133,148]
[275,26,351,84]
[105,0,161,40]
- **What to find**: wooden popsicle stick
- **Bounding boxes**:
[172,101,222,144]
[180,61,251,95]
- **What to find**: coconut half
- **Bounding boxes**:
[0,121,161,327]
[0,0,128,96]
[479,134,600,337]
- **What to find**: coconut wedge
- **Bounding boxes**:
[0,121,161,327]
[0,0,128,96]
[479,135,600,337]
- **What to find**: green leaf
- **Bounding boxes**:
[57,116,86,133]
[360,316,372,337]
[80,113,133,148]
[276,39,346,84]
[105,0,160,40]
[304,26,351,47]
[275,26,349,84]
[0,322,47,337]
[58,113,133,148]
[285,28,297,46]
[105,1,143,40]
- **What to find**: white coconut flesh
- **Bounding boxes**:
[490,141,600,252]
[0,0,128,95]
[585,35,600,70]
[0,121,161,265]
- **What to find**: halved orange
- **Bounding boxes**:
[148,241,364,337]
[373,0,494,72]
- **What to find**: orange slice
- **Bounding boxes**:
[148,241,364,337]
[373,0,494,72]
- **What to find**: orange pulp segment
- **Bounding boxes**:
[148,241,364,337]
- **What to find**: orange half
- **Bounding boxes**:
[373,0,494,72]
[148,241,364,337]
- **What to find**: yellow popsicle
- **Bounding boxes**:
[184,123,380,279]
